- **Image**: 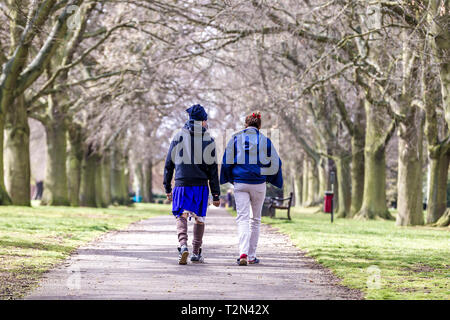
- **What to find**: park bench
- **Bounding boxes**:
[268,192,293,220]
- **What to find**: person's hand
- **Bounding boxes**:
[166,193,172,202]
[212,196,220,207]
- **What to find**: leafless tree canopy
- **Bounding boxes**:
[0,1,448,225]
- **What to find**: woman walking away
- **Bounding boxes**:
[163,104,220,265]
[220,112,283,266]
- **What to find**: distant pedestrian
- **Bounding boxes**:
[220,111,283,266]
[227,189,233,208]
[163,104,220,265]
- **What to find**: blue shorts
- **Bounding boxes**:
[172,186,209,219]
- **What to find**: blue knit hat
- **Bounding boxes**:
[186,104,208,121]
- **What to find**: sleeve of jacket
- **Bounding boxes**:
[206,139,220,201]
[163,139,176,194]
[265,138,283,189]
[219,136,235,185]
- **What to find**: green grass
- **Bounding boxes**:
[0,203,170,300]
[261,207,450,300]
[226,206,236,217]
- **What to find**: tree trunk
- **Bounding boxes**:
[317,157,328,204]
[335,156,351,218]
[350,105,365,217]
[110,146,129,205]
[297,174,303,207]
[423,16,450,225]
[426,149,449,224]
[95,155,106,208]
[0,113,12,205]
[305,159,319,206]
[290,171,296,205]
[354,4,393,220]
[350,136,365,217]
[420,23,449,226]
[355,98,393,220]
[302,158,309,205]
[142,160,154,203]
[294,162,302,207]
[4,95,30,206]
[433,208,450,227]
[124,163,130,204]
[79,146,97,207]
[134,162,144,202]
[394,29,425,226]
[67,124,83,206]
[356,147,393,220]
[41,119,69,206]
[427,0,450,128]
[396,119,424,226]
[440,56,450,128]
[101,153,111,206]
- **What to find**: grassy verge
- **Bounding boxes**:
[225,206,236,217]
[0,203,170,300]
[261,207,449,300]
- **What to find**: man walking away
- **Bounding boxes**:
[163,104,220,264]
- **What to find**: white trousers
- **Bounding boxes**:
[234,182,266,260]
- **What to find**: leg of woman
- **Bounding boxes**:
[234,183,251,258]
[248,183,266,261]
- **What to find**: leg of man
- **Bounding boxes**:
[248,183,266,261]
[176,212,189,246]
[234,183,251,258]
[192,218,205,255]
[176,212,189,265]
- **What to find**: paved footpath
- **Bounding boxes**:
[26,207,362,300]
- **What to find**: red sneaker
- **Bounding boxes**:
[238,254,248,266]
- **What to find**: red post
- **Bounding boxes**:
[324,191,334,213]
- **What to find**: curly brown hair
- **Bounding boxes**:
[245,111,262,129]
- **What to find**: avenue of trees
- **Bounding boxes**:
[0,1,448,227]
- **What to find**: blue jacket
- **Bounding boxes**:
[163,120,220,201]
[220,127,283,188]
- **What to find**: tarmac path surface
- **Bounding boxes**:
[26,207,362,300]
